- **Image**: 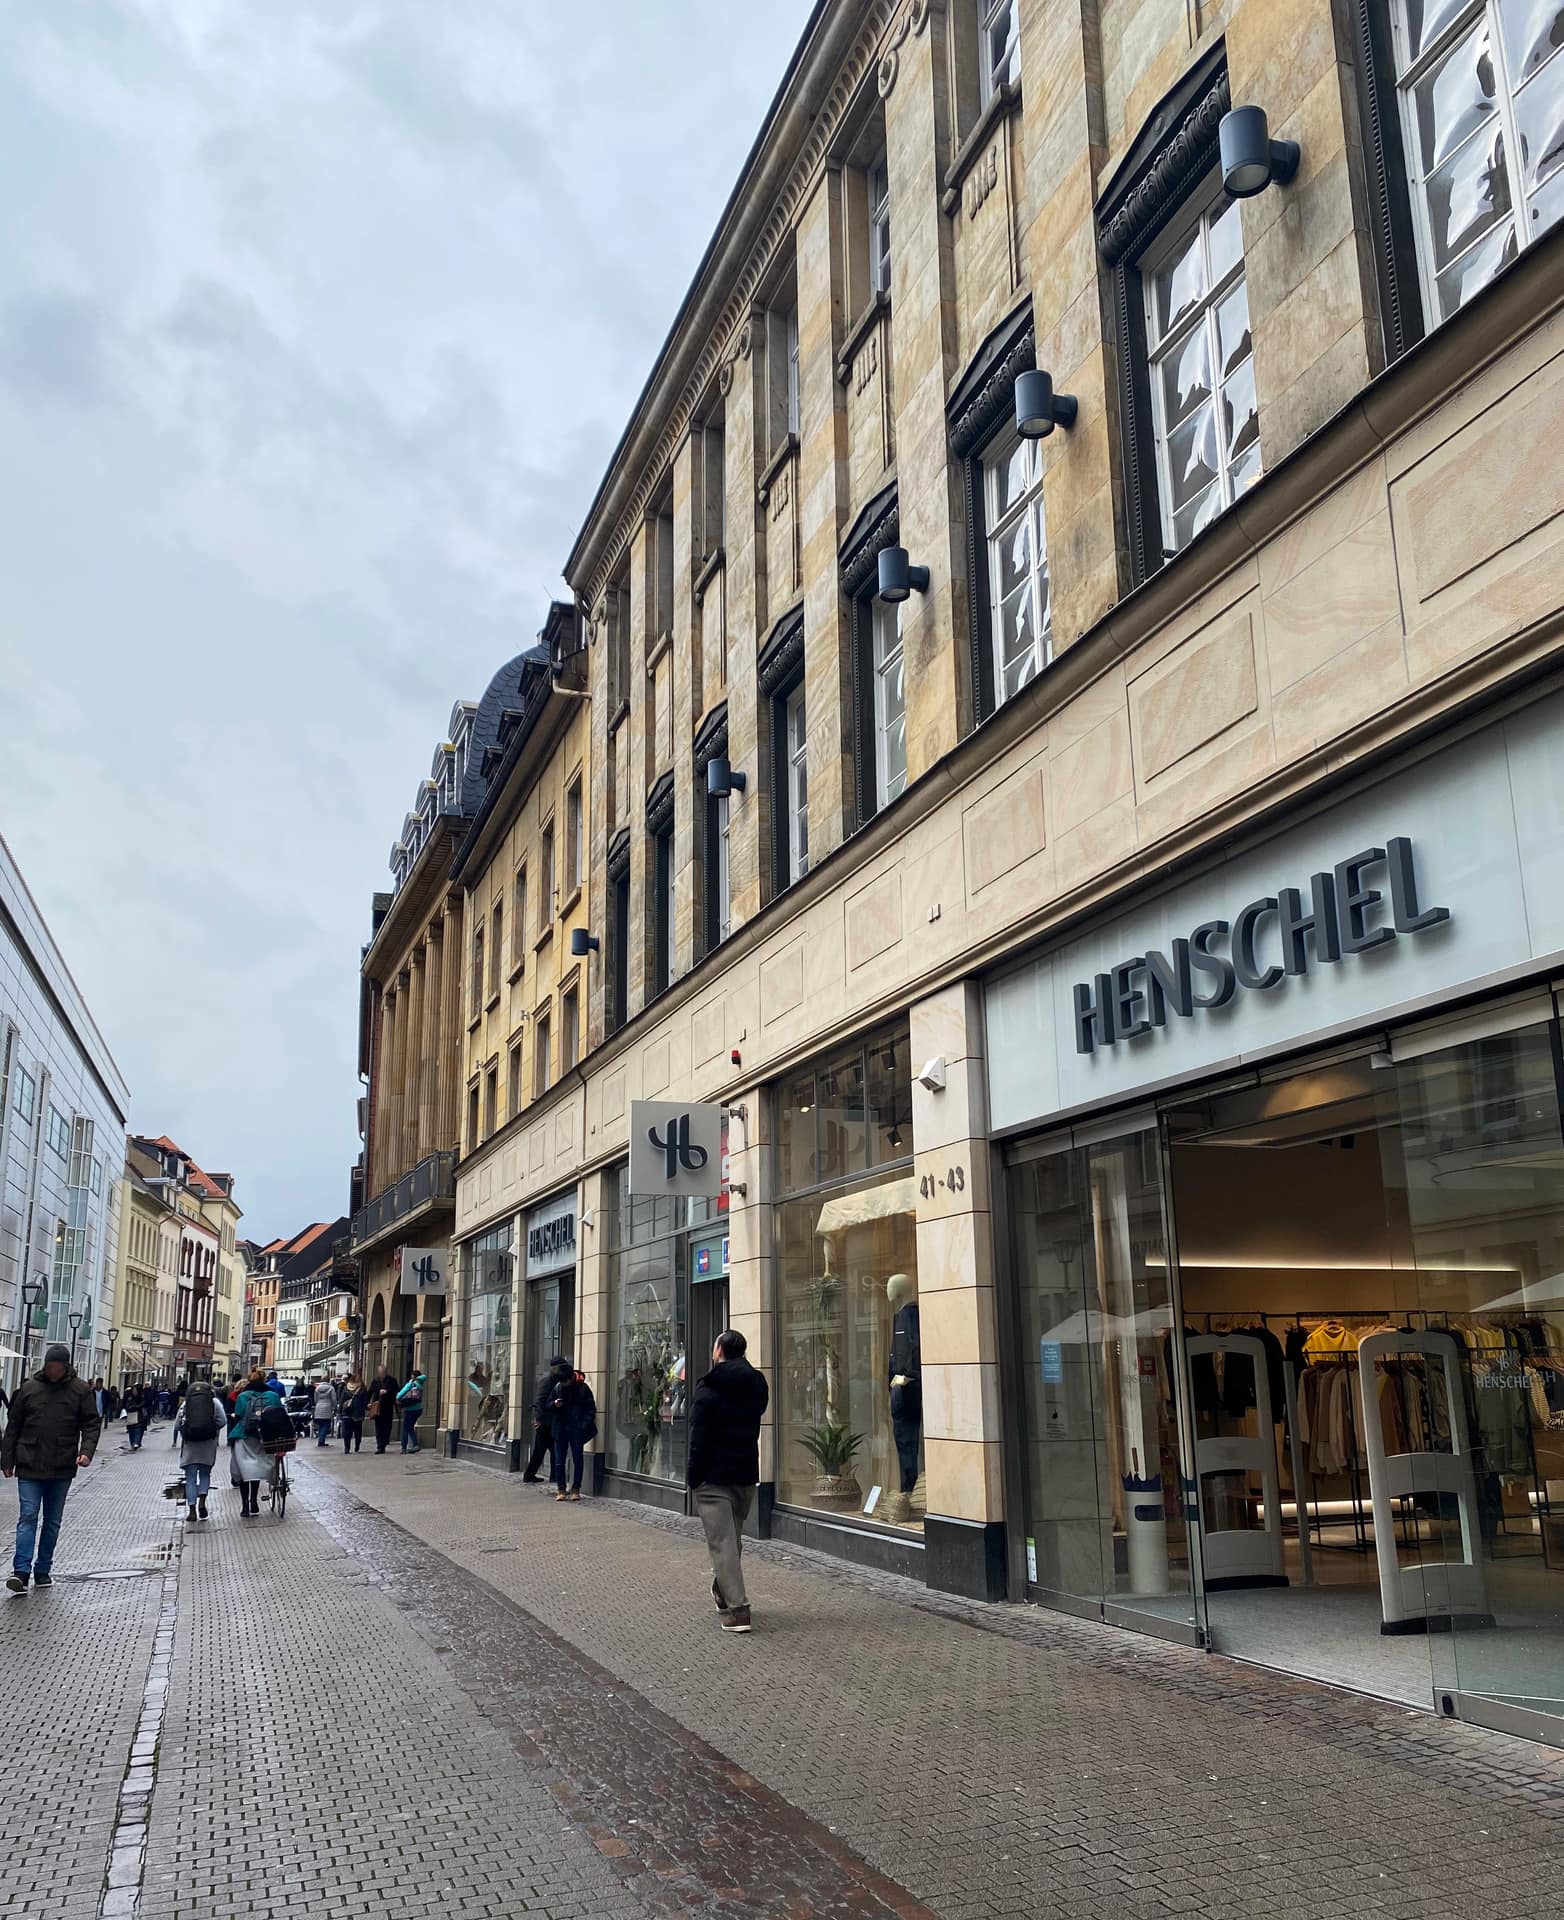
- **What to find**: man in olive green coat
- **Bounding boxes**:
[3,1344,101,1592]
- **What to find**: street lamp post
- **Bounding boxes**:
[20,1276,45,1375]
[107,1325,121,1389]
[68,1305,85,1369]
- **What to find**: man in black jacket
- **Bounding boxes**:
[522,1360,566,1484]
[686,1329,769,1634]
[3,1344,101,1592]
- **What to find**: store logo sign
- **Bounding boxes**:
[629,1100,724,1197]
[399,1246,449,1296]
[527,1212,575,1265]
[1072,837,1449,1056]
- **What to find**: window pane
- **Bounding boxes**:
[1426,119,1511,265]
[1526,147,1564,231]
[1434,213,1518,314]
[1152,221,1207,338]
[1514,43,1564,191]
[1208,196,1243,285]
[1230,439,1263,498]
[1221,355,1258,463]
[1414,22,1499,174]
[990,435,1037,518]
[1499,0,1564,83]
[1172,476,1224,551]
[1402,0,1480,66]
[872,599,901,668]
[1215,282,1252,377]
[995,514,1032,601]
[1159,325,1212,431]
[1165,399,1221,513]
[817,1044,868,1183]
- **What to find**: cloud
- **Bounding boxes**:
[0,0,811,1238]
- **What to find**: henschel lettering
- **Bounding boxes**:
[1072,837,1448,1056]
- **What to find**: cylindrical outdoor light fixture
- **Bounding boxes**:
[706,755,747,798]
[877,546,930,604]
[1014,368,1079,439]
[1219,105,1299,198]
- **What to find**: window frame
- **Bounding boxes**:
[47,1105,70,1160]
[869,157,892,297]
[566,777,584,894]
[484,1063,498,1140]
[487,899,503,999]
[507,1039,523,1118]
[979,0,1020,106]
[1140,185,1259,560]
[653,826,675,995]
[539,819,555,934]
[871,597,907,812]
[609,867,631,1033]
[785,680,809,885]
[980,426,1053,707]
[512,865,528,975]
[534,1008,552,1099]
[1386,0,1563,331]
[470,924,485,1017]
[561,983,580,1072]
[13,1063,35,1123]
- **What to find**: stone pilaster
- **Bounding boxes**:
[723,1086,776,1488]
[909,980,1004,1601]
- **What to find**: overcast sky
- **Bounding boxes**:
[0,0,811,1243]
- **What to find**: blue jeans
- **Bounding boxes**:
[128,1421,146,1449]
[183,1463,211,1505]
[13,1477,71,1578]
[399,1407,422,1451]
[552,1435,584,1493]
[314,1419,333,1446]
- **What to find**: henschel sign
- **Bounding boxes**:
[399,1246,449,1296]
[1072,836,1449,1056]
[629,1099,725,1197]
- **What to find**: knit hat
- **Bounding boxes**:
[43,1343,71,1366]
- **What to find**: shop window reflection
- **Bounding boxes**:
[464,1224,513,1447]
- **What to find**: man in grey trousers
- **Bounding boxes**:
[686,1329,769,1634]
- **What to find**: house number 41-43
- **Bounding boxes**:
[919,1166,965,1199]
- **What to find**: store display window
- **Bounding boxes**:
[463,1221,513,1447]
[774,1023,921,1529]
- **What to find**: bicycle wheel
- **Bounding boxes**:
[275,1457,288,1518]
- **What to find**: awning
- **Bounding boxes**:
[301,1333,355,1368]
[815,1177,918,1238]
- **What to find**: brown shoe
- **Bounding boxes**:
[567,1490,582,1502]
[554,1489,567,1502]
[719,1605,752,1633]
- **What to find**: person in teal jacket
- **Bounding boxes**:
[228,1371,285,1517]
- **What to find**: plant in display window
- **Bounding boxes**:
[619,1321,676,1475]
[798,1420,865,1510]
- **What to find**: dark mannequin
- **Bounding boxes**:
[886,1272,921,1515]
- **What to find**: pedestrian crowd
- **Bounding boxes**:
[6,1329,768,1634]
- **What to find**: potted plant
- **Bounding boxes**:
[800,1419,864,1510]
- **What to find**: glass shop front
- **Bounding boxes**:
[988,696,1564,1742]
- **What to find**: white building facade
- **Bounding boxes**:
[0,832,128,1393]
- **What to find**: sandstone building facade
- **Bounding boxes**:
[426,0,1564,1742]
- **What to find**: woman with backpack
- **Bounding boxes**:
[337,1374,370,1454]
[228,1369,285,1517]
[172,1380,226,1523]
[395,1371,426,1454]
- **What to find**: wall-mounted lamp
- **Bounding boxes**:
[579,1207,596,1231]
[877,546,930,605]
[706,755,747,799]
[915,1056,947,1093]
[1014,369,1078,439]
[569,928,599,957]
[1219,105,1299,199]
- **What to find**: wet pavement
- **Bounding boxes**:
[5,1430,1564,1919]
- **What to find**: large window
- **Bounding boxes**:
[488,901,503,998]
[512,866,527,976]
[561,984,580,1072]
[463,1221,513,1448]
[534,1008,552,1099]
[603,1163,727,1484]
[539,821,555,934]
[13,1063,35,1123]
[566,778,584,894]
[979,0,1020,103]
[610,869,630,1033]
[470,924,485,1017]
[1391,0,1564,326]
[869,158,892,296]
[872,599,907,810]
[1144,191,1258,556]
[785,682,809,883]
[775,1023,919,1529]
[654,827,675,993]
[46,1105,70,1160]
[982,430,1051,703]
[713,794,731,946]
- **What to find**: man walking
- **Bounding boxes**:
[686,1329,768,1634]
[368,1364,399,1453]
[3,1343,102,1592]
[521,1358,565,1484]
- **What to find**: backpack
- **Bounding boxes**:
[183,1386,218,1443]
[244,1397,296,1451]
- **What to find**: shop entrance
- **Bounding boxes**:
[522,1274,574,1412]
[1163,1017,1564,1729]
[687,1231,730,1385]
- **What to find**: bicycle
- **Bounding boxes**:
[266,1446,290,1518]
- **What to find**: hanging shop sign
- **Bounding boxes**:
[525,1191,577,1277]
[399,1246,449,1296]
[629,1099,725,1198]
[1071,838,1448,1055]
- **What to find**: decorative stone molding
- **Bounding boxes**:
[757,602,806,696]
[1096,46,1230,266]
[877,0,932,98]
[716,314,756,400]
[839,479,899,601]
[578,1,900,606]
[947,297,1034,458]
[692,700,731,775]
[645,770,675,838]
[605,825,631,883]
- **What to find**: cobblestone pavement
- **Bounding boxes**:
[299,1448,1564,1920]
[0,1432,932,1920]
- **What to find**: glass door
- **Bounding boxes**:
[523,1273,575,1410]
[687,1231,730,1391]
[1009,1123,1201,1641]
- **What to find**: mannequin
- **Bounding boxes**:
[885,1272,921,1521]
